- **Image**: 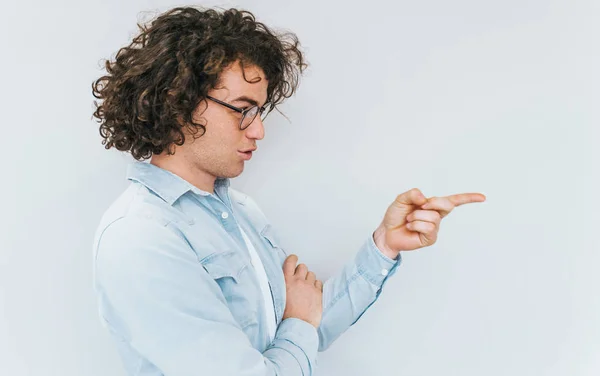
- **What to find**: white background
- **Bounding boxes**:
[0,0,597,375]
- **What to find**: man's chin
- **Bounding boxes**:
[220,164,245,179]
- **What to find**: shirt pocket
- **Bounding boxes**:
[201,251,260,331]
[259,224,288,266]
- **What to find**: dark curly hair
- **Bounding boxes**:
[92,6,307,160]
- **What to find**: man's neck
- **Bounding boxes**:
[150,154,216,194]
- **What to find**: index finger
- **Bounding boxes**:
[446,193,486,207]
[283,254,299,277]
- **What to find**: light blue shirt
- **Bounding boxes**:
[92,161,402,376]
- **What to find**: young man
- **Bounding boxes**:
[91,7,485,376]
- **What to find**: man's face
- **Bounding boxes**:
[182,60,268,180]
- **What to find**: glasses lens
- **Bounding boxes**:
[241,106,259,129]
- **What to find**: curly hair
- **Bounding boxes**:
[92,6,307,160]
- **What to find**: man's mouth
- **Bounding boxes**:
[238,148,256,160]
[239,147,257,153]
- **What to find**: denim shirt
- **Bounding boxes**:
[92,162,402,376]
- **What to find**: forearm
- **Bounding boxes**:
[264,318,319,375]
[316,230,402,351]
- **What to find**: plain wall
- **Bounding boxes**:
[0,0,597,375]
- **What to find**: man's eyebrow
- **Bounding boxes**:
[231,95,264,107]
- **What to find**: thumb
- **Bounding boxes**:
[395,188,428,207]
[282,254,298,277]
[383,188,429,230]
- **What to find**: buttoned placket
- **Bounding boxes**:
[220,189,279,333]
[188,187,247,257]
[205,190,278,325]
[189,187,279,337]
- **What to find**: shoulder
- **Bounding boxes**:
[92,183,192,266]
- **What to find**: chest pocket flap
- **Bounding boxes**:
[201,251,248,281]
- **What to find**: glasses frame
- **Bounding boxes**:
[206,95,268,130]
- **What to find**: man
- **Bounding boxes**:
[91,6,485,376]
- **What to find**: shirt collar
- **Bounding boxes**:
[126,161,231,205]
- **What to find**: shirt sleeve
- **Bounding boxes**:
[317,232,402,351]
[239,193,402,353]
[94,216,318,376]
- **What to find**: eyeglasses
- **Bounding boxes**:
[206,95,269,130]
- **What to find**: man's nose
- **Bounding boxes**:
[245,116,264,140]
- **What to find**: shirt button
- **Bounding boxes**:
[381,269,389,276]
[221,212,229,219]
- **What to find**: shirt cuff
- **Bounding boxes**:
[272,318,319,373]
[355,233,403,287]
